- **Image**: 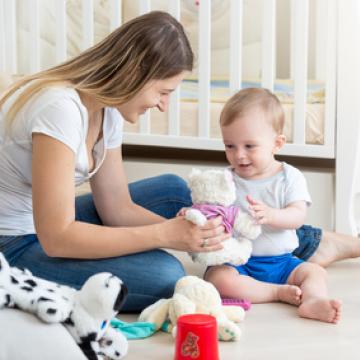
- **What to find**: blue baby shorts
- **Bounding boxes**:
[229,253,304,285]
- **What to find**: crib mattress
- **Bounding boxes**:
[124,79,325,145]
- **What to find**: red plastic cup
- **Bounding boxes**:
[174,314,219,360]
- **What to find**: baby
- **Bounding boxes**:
[205,88,341,323]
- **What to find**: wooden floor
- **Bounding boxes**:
[122,258,360,360]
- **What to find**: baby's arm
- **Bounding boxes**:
[247,195,307,229]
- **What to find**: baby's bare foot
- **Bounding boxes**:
[298,298,342,323]
[277,285,302,305]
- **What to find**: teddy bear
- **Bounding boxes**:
[139,275,245,341]
[185,168,261,266]
[0,251,128,360]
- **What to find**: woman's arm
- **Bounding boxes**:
[89,147,165,227]
[32,134,228,258]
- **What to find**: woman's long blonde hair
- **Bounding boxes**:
[0,11,193,126]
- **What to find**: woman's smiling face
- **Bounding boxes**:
[116,71,187,124]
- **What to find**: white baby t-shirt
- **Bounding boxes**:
[232,162,312,256]
[0,86,124,235]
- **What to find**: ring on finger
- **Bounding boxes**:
[201,239,209,248]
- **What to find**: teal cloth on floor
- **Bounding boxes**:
[110,318,158,340]
[161,320,171,332]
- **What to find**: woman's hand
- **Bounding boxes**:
[176,207,189,217]
[159,215,230,252]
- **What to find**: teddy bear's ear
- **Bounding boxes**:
[224,169,233,183]
[188,168,201,180]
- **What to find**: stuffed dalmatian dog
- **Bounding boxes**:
[64,272,129,360]
[0,252,128,360]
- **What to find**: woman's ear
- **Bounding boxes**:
[273,134,286,153]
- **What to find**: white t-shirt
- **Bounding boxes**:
[232,162,312,256]
[0,86,124,235]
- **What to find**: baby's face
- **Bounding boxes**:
[221,109,285,180]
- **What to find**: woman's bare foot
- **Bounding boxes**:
[308,231,360,267]
[298,298,342,323]
[277,285,302,305]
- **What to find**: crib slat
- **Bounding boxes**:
[29,0,40,73]
[3,0,17,73]
[198,0,211,138]
[261,0,276,91]
[82,0,94,50]
[324,0,336,150]
[315,0,327,81]
[291,0,308,145]
[139,0,151,14]
[55,0,67,63]
[110,0,122,31]
[168,0,181,136]
[168,91,181,136]
[0,0,5,72]
[169,1,180,21]
[229,0,243,93]
[138,0,151,134]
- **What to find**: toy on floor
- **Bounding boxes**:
[139,275,245,341]
[185,168,261,266]
[221,298,251,311]
[0,252,128,360]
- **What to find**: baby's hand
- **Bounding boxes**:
[246,195,275,225]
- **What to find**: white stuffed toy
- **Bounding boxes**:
[0,252,128,360]
[185,168,261,266]
[139,275,245,341]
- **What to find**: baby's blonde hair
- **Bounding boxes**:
[220,88,285,134]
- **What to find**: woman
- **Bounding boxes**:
[0,11,230,311]
[0,11,358,312]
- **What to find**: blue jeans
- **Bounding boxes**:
[0,174,191,312]
[0,174,322,312]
